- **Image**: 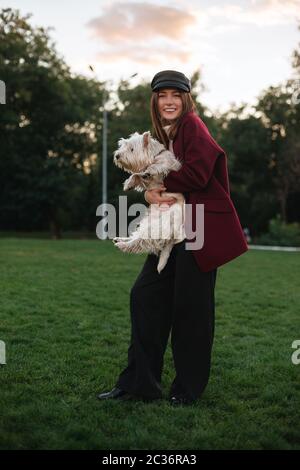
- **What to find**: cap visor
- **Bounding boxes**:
[153,81,188,92]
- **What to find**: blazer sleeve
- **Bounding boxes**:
[163,117,221,192]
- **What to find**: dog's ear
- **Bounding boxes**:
[117,137,126,146]
[142,131,151,149]
[128,132,139,139]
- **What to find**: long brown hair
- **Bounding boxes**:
[150,89,197,148]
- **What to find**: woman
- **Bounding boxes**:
[97,70,248,406]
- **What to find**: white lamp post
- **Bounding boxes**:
[88,66,138,239]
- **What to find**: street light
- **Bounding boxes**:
[89,66,138,239]
[103,72,137,200]
[102,87,107,207]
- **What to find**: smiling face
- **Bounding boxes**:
[157,88,183,122]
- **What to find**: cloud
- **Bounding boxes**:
[207,0,300,26]
[95,43,191,65]
[86,1,197,65]
[86,1,196,43]
[85,0,300,66]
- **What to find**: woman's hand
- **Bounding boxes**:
[144,185,177,206]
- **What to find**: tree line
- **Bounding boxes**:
[0,8,299,243]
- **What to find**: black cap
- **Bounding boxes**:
[151,70,191,93]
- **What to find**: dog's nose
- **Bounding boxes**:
[114,154,120,160]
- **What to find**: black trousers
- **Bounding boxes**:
[115,240,217,401]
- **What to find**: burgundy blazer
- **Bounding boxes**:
[163,110,249,272]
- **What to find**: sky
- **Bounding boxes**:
[2,0,300,113]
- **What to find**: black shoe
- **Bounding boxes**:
[97,386,134,401]
[169,395,195,406]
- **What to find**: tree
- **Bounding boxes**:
[0,8,104,237]
[256,80,300,223]
[217,105,276,234]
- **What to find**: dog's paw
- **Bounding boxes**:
[114,240,130,252]
[113,236,129,244]
[113,240,123,250]
[123,181,133,191]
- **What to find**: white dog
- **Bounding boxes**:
[112,131,186,273]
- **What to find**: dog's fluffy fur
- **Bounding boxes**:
[112,131,186,273]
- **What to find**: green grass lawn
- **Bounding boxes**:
[0,237,299,450]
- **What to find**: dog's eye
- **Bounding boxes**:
[131,148,134,152]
